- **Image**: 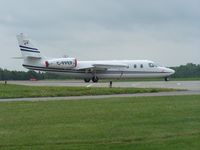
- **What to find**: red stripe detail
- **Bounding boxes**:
[75,59,77,67]
[45,61,49,68]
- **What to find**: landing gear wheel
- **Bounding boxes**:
[165,77,170,82]
[92,76,99,83]
[84,78,91,83]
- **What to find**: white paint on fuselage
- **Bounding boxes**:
[23,58,174,79]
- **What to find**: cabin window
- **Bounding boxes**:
[140,64,143,68]
[134,64,137,68]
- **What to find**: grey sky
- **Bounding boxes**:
[0,0,200,70]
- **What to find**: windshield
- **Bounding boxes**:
[149,63,158,68]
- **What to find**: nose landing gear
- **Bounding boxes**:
[165,77,170,81]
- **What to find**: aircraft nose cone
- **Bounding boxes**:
[171,69,175,74]
[160,67,175,75]
[167,68,175,75]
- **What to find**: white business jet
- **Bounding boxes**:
[17,33,175,83]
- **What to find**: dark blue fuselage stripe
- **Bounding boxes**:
[21,49,40,53]
[19,45,38,50]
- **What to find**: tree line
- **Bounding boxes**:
[171,63,200,78]
[0,69,68,80]
[0,63,200,80]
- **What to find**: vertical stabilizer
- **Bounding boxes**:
[17,33,42,58]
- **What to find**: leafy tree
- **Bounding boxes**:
[171,63,200,78]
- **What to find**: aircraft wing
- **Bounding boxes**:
[93,63,129,69]
[76,62,129,70]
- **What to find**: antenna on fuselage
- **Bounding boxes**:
[62,55,69,58]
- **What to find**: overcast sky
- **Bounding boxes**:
[0,0,200,70]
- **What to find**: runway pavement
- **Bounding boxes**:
[3,80,200,91]
[0,80,199,102]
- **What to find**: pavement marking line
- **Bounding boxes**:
[86,84,93,88]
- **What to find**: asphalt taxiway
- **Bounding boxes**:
[3,80,200,91]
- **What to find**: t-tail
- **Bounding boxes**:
[17,33,42,59]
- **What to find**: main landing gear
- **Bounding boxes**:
[84,76,99,83]
[84,69,99,83]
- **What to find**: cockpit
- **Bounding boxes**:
[148,63,158,68]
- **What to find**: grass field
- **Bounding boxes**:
[0,84,174,99]
[0,95,200,150]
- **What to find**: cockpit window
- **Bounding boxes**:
[149,63,156,68]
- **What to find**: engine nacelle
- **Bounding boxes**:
[45,58,77,69]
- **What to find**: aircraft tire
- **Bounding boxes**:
[84,78,91,83]
[165,77,170,81]
[92,76,99,83]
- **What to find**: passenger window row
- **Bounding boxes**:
[132,64,144,68]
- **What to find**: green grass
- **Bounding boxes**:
[0,95,200,149]
[0,84,175,99]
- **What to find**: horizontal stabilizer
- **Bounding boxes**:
[12,57,24,59]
